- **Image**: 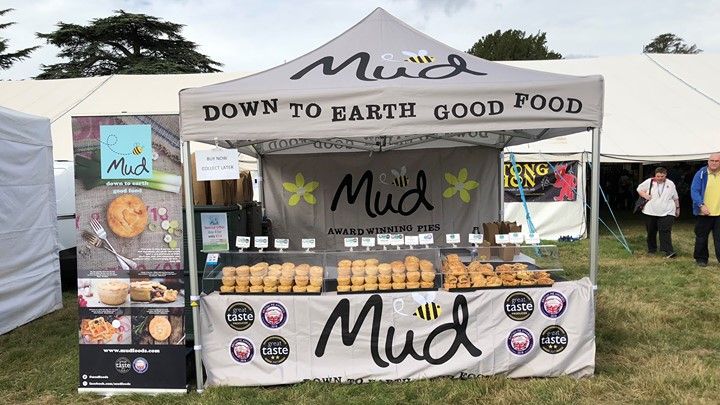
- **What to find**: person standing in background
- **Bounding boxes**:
[637,167,680,258]
[691,153,720,267]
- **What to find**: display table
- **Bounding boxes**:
[199,278,595,386]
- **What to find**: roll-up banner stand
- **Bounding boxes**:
[73,115,187,394]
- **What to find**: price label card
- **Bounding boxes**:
[469,233,484,244]
[495,234,510,244]
[302,238,316,249]
[390,234,405,246]
[419,233,434,245]
[274,238,289,249]
[509,232,524,244]
[377,234,391,246]
[344,237,359,248]
[361,237,376,247]
[404,235,419,246]
[525,232,541,244]
[446,233,461,244]
[205,253,219,265]
[254,236,269,248]
[235,236,251,249]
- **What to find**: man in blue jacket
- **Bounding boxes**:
[691,153,720,267]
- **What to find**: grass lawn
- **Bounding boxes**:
[2,215,720,404]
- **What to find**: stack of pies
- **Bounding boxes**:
[335,256,436,292]
[442,256,554,289]
[219,263,323,294]
[130,281,178,303]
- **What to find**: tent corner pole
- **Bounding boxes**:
[498,150,505,220]
[589,128,601,288]
[181,141,205,393]
[258,157,266,216]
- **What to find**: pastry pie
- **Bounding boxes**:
[98,281,129,305]
[295,275,309,286]
[310,266,324,277]
[536,277,554,286]
[130,281,178,303]
[148,316,172,341]
[263,276,278,287]
[106,194,148,238]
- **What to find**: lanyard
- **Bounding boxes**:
[654,181,665,197]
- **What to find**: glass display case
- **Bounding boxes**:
[199,244,564,295]
[202,251,325,295]
[324,248,442,294]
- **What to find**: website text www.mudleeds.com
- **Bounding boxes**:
[102,348,160,354]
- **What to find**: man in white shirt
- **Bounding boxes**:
[637,167,680,258]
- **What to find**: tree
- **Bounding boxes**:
[35,10,221,79]
[0,8,39,70]
[643,33,701,54]
[467,29,562,61]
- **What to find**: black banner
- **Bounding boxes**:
[504,161,579,203]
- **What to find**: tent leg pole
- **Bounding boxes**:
[499,150,505,220]
[589,128,601,288]
[182,141,204,393]
[258,157,265,217]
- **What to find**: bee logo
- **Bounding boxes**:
[403,50,435,64]
[391,166,409,188]
[131,143,144,156]
[412,292,442,321]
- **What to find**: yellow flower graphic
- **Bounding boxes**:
[443,168,479,203]
[283,173,319,206]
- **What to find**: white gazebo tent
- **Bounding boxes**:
[0,106,62,335]
[179,8,603,389]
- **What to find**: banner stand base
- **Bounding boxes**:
[78,387,188,395]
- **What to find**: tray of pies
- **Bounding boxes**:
[204,251,325,294]
[324,253,441,294]
[442,254,560,291]
[216,263,323,295]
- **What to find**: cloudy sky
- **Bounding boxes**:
[1,0,718,80]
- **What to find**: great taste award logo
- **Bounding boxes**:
[100,124,152,180]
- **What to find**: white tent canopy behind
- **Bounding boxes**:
[506,54,720,162]
[0,105,62,335]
